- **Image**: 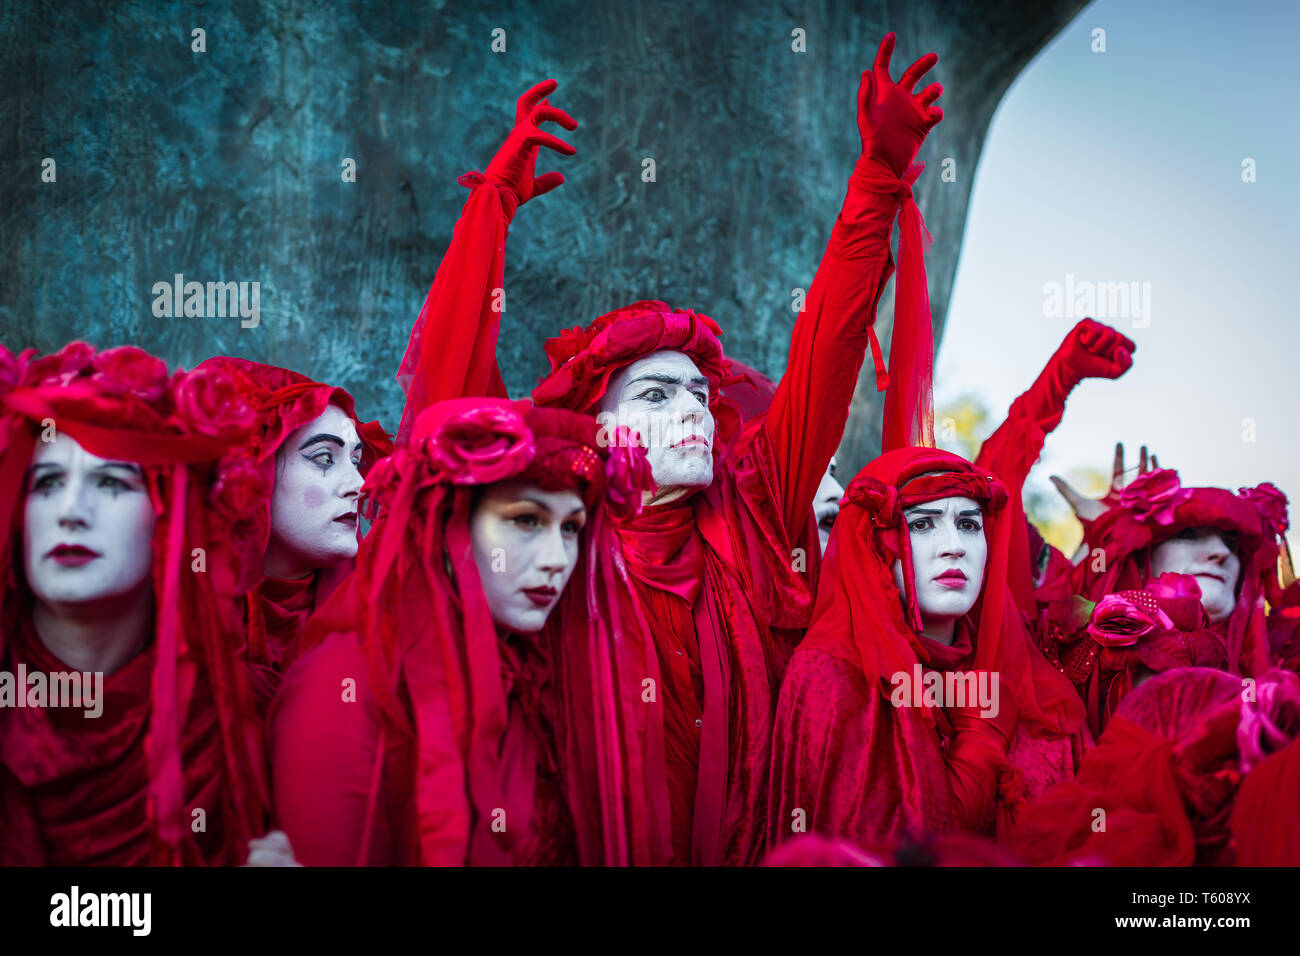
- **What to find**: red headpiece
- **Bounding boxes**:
[194,356,393,572]
[0,343,269,864]
[531,300,744,445]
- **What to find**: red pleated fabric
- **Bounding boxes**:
[0,343,269,865]
[768,447,1087,854]
[274,398,669,866]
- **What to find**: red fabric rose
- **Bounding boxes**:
[845,475,901,528]
[24,341,94,387]
[603,426,655,520]
[1088,591,1174,648]
[1238,668,1300,773]
[1145,573,1207,631]
[426,403,535,485]
[89,347,170,402]
[0,346,35,391]
[1238,482,1289,537]
[1119,468,1192,526]
[172,366,259,438]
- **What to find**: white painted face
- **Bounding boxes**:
[23,433,155,608]
[601,350,714,500]
[469,478,586,634]
[892,495,989,629]
[264,404,364,579]
[1150,528,1241,623]
[815,458,845,554]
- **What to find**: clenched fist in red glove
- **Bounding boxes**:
[483,78,578,209]
[857,33,944,178]
[1057,318,1136,383]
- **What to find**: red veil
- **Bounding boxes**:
[0,343,268,865]
[289,397,669,865]
[768,446,1086,849]
[194,357,392,704]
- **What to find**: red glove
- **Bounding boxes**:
[482,78,577,215]
[856,33,943,179]
[1014,318,1136,433]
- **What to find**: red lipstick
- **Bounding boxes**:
[49,544,100,567]
[523,586,558,608]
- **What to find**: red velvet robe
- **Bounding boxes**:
[0,618,232,865]
[271,628,578,866]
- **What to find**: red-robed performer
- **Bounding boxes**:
[270,398,667,865]
[1036,465,1288,736]
[395,34,945,864]
[767,448,1088,852]
[194,358,392,706]
[1012,665,1300,866]
[0,344,269,865]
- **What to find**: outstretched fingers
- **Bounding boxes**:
[516,79,559,122]
[899,52,939,93]
[532,170,566,196]
[872,32,896,82]
[523,129,576,156]
[532,103,579,132]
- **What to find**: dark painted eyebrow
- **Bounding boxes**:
[298,432,346,450]
[628,373,710,388]
[518,497,587,519]
[28,461,143,476]
[958,509,983,517]
[904,507,942,515]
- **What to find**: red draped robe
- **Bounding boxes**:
[270,627,577,866]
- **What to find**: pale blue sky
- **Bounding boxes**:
[936,0,1300,546]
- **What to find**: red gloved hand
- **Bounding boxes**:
[1015,318,1136,439]
[483,78,578,209]
[1056,318,1136,384]
[856,33,943,179]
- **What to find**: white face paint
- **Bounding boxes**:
[600,350,714,502]
[1150,528,1241,623]
[264,404,364,579]
[23,433,155,608]
[469,478,586,635]
[815,458,845,554]
[891,495,989,640]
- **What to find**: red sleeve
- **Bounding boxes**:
[395,177,513,445]
[763,171,900,540]
[944,720,1009,831]
[269,630,392,866]
[975,378,1063,616]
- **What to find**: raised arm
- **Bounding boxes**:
[764,34,943,539]
[976,319,1135,612]
[395,79,577,444]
